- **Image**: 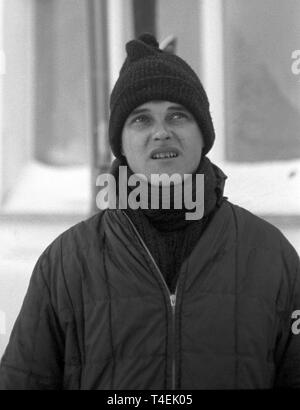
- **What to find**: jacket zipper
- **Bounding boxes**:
[170,292,177,390]
[123,211,178,390]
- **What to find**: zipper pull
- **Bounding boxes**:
[170,294,176,309]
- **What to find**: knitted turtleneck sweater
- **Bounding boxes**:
[109,156,227,294]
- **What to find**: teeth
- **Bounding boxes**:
[152,152,178,159]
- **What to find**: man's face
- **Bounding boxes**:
[121,101,204,181]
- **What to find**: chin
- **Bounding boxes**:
[152,162,182,174]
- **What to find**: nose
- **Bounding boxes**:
[152,124,171,141]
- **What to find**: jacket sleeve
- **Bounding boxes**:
[274,244,300,389]
[0,249,65,390]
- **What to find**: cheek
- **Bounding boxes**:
[181,136,203,171]
[122,132,145,157]
[184,134,203,155]
[190,129,204,156]
[122,134,146,173]
[124,142,144,162]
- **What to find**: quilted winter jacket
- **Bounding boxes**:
[0,200,300,390]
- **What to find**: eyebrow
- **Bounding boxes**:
[129,107,150,116]
[167,104,188,111]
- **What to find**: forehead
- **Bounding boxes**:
[129,100,189,115]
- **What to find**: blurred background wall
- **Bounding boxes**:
[1,0,33,205]
[34,0,89,166]
[224,0,300,161]
[0,0,299,358]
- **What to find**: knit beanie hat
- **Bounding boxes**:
[109,33,215,158]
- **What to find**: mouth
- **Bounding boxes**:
[150,148,180,160]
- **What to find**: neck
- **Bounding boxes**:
[109,155,227,232]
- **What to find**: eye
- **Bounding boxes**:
[168,111,189,121]
[130,114,151,126]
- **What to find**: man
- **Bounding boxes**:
[0,33,299,390]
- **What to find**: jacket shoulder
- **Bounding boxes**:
[42,210,105,259]
[227,201,299,266]
[31,211,106,294]
[0,214,108,389]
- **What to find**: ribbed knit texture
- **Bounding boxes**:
[109,33,215,158]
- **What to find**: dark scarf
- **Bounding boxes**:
[109,156,227,293]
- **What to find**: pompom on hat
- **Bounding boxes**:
[109,33,215,158]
